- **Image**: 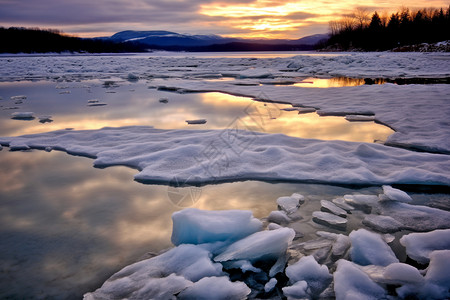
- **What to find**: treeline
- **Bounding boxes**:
[0,27,147,53]
[323,6,450,51]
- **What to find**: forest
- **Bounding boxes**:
[0,27,146,53]
[324,6,450,51]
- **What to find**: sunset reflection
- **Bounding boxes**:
[294,77,386,88]
[200,92,393,143]
[1,149,353,298]
[0,81,393,143]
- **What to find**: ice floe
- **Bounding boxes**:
[10,111,35,120]
[186,119,207,125]
[312,211,347,231]
[171,208,262,246]
[1,53,449,153]
[349,229,399,266]
[399,229,450,264]
[84,184,450,299]
[334,259,387,300]
[379,185,413,202]
[320,200,347,217]
[0,126,449,187]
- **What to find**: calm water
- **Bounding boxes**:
[0,79,393,141]
[0,75,396,298]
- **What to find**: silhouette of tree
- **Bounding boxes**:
[324,6,450,51]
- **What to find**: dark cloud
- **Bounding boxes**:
[0,0,326,37]
[286,11,319,20]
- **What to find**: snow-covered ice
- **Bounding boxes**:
[1,53,449,299]
[379,185,413,202]
[178,276,250,300]
[11,112,35,120]
[214,227,295,262]
[334,259,386,300]
[1,53,449,153]
[285,255,332,296]
[171,208,262,246]
[349,229,398,266]
[320,200,347,217]
[399,229,450,264]
[186,119,207,125]
[312,211,347,230]
[0,126,449,187]
[277,195,302,214]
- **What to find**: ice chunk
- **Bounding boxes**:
[214,227,295,262]
[381,202,450,232]
[384,263,424,285]
[285,255,332,296]
[267,222,282,230]
[331,197,354,212]
[11,112,35,120]
[312,211,347,230]
[186,119,207,124]
[264,278,277,293]
[334,259,386,300]
[171,208,262,246]
[126,73,139,82]
[84,273,192,300]
[221,260,261,273]
[85,244,223,299]
[38,115,53,123]
[10,95,27,100]
[87,102,107,106]
[267,210,291,224]
[345,115,376,122]
[269,253,288,277]
[178,276,250,300]
[290,193,305,204]
[331,234,351,259]
[349,229,399,266]
[320,200,347,217]
[282,281,308,299]
[277,196,301,214]
[344,194,378,213]
[399,229,450,264]
[425,250,450,292]
[297,107,316,114]
[362,215,403,233]
[379,185,413,202]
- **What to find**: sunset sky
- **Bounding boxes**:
[0,0,448,39]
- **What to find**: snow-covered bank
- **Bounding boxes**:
[84,187,450,299]
[1,52,449,81]
[0,126,449,187]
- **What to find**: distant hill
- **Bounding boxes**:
[0,27,329,53]
[0,27,146,53]
[101,30,329,51]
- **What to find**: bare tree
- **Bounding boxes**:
[353,7,371,29]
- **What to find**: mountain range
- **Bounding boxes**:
[99,30,329,51]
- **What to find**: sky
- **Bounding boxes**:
[0,0,448,39]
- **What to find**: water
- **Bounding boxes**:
[0,60,397,299]
[0,80,393,142]
[0,148,383,299]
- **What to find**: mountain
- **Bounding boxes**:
[102,30,329,51]
[107,30,239,47]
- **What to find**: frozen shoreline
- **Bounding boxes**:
[1,52,449,299]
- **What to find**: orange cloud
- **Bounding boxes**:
[199,0,449,38]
